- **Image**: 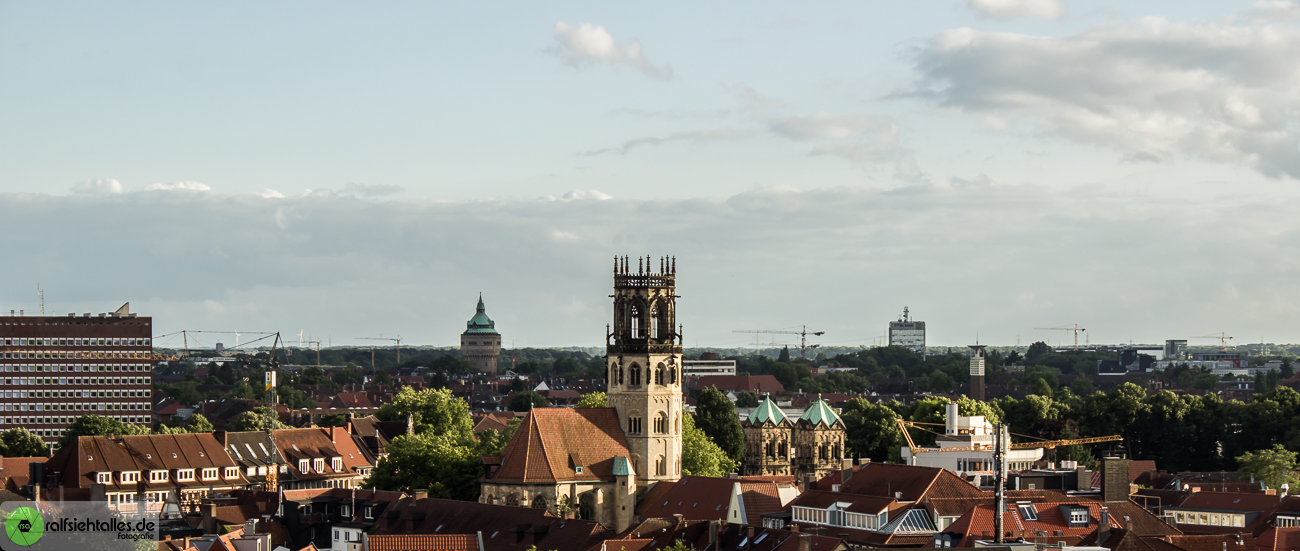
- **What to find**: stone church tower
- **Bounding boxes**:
[605,255,683,487]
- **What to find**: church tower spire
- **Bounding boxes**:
[606,255,683,486]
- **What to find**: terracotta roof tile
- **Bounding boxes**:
[837,463,984,501]
[367,535,479,551]
[693,375,785,394]
[370,497,611,551]
[599,539,654,551]
[1254,526,1300,551]
[489,408,629,484]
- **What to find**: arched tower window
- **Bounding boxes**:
[654,412,668,434]
[627,415,643,434]
[655,456,666,476]
[669,366,676,384]
[629,363,641,386]
[655,363,665,385]
[578,492,595,521]
[609,363,617,385]
[618,365,624,385]
[506,494,518,507]
[650,307,659,339]
[532,496,548,510]
[629,304,640,338]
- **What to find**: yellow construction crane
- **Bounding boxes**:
[895,419,1122,454]
[358,336,402,364]
[1034,324,1087,350]
[1191,333,1234,352]
[732,325,824,358]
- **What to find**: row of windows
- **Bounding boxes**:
[0,400,150,413]
[1,377,150,386]
[2,338,150,346]
[625,412,680,435]
[296,457,346,473]
[792,506,885,530]
[0,364,150,372]
[97,467,237,485]
[1,390,150,401]
[3,351,155,360]
[1171,511,1245,527]
[610,363,678,387]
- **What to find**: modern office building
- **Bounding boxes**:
[0,303,154,448]
[888,307,926,354]
[683,351,737,377]
[1164,339,1188,359]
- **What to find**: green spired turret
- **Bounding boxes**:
[799,396,842,427]
[750,395,788,425]
[465,293,498,334]
[460,294,501,373]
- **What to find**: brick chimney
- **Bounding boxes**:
[214,431,227,446]
[1098,507,1110,545]
[798,533,812,551]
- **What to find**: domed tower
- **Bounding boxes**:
[606,255,683,486]
[793,397,845,480]
[461,294,501,373]
[742,394,793,476]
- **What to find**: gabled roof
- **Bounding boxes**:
[46,433,244,491]
[272,427,372,481]
[609,517,848,551]
[799,398,841,427]
[837,462,984,502]
[634,476,788,524]
[367,534,480,551]
[1254,526,1300,551]
[693,375,785,394]
[488,408,630,484]
[789,490,896,515]
[750,396,788,426]
[370,498,611,551]
[942,500,1180,547]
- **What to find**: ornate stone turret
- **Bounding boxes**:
[742,394,793,476]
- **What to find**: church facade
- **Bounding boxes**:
[479,256,684,532]
[742,395,846,481]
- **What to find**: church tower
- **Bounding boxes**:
[606,255,684,487]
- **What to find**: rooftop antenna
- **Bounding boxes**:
[37,285,44,316]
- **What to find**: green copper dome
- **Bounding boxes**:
[800,397,841,427]
[750,395,787,425]
[465,294,498,334]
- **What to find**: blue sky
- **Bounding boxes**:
[3,1,1299,349]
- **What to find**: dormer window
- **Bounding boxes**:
[201,468,218,481]
[149,470,168,482]
[177,469,195,481]
[313,458,325,472]
[575,466,584,474]
[223,467,238,479]
[299,459,310,473]
[96,472,111,484]
[119,471,140,483]
[331,457,343,472]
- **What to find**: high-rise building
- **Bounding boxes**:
[968,344,986,401]
[1164,339,1188,360]
[888,307,926,354]
[0,303,154,449]
[459,294,501,374]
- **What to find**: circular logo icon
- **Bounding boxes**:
[5,506,44,546]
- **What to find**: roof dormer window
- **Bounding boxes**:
[177,469,195,481]
[96,472,111,484]
[331,457,343,472]
[313,458,325,472]
[299,459,310,473]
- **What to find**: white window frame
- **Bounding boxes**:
[149,470,168,483]
[313,458,325,472]
[224,467,238,479]
[119,471,140,483]
[177,469,195,481]
[332,457,343,472]
[201,467,218,481]
[299,459,310,473]
[96,472,111,484]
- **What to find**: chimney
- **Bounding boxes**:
[1102,458,1130,502]
[746,526,754,551]
[708,520,720,551]
[214,430,227,446]
[413,489,428,500]
[245,519,257,537]
[201,503,217,534]
[1097,507,1110,545]
[798,533,812,551]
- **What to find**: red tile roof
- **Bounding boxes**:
[599,539,654,551]
[367,535,480,551]
[46,433,245,491]
[1254,526,1300,551]
[370,497,612,551]
[488,408,630,484]
[272,427,372,481]
[473,412,514,433]
[943,500,1180,547]
[693,375,785,394]
[838,462,985,502]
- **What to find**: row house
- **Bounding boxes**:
[218,427,374,491]
[45,433,247,510]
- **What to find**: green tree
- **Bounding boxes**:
[227,407,290,432]
[575,392,607,408]
[1032,378,1054,398]
[375,370,392,386]
[694,387,745,463]
[1069,377,1096,396]
[681,411,736,476]
[1236,445,1299,491]
[300,366,330,386]
[734,390,759,408]
[0,428,49,457]
[376,387,475,439]
[509,391,550,412]
[840,398,902,462]
[778,346,791,363]
[366,431,482,499]
[184,414,214,433]
[57,415,148,449]
[319,413,350,428]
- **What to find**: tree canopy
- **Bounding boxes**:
[0,428,48,457]
[1237,445,1299,491]
[509,391,550,412]
[682,411,736,476]
[57,415,148,449]
[694,387,745,463]
[575,392,607,408]
[227,407,290,432]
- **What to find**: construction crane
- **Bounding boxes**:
[895,419,1123,454]
[1191,333,1234,352]
[732,326,824,358]
[358,336,402,364]
[1033,324,1087,350]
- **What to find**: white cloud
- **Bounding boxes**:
[4,186,1297,346]
[257,189,286,199]
[909,11,1300,178]
[766,113,925,181]
[341,183,404,197]
[71,179,123,195]
[580,129,751,156]
[968,0,1067,20]
[551,21,672,80]
[769,113,893,140]
[143,180,211,192]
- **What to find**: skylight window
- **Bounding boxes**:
[1018,504,1038,521]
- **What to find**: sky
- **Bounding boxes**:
[3,0,1300,350]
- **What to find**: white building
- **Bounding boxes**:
[888,307,926,354]
[902,403,1044,488]
[683,358,737,377]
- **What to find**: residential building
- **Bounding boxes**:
[888,307,926,354]
[219,428,374,490]
[44,433,247,510]
[634,475,796,526]
[369,497,613,551]
[461,295,502,374]
[0,304,156,447]
[608,517,850,551]
[279,487,404,551]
